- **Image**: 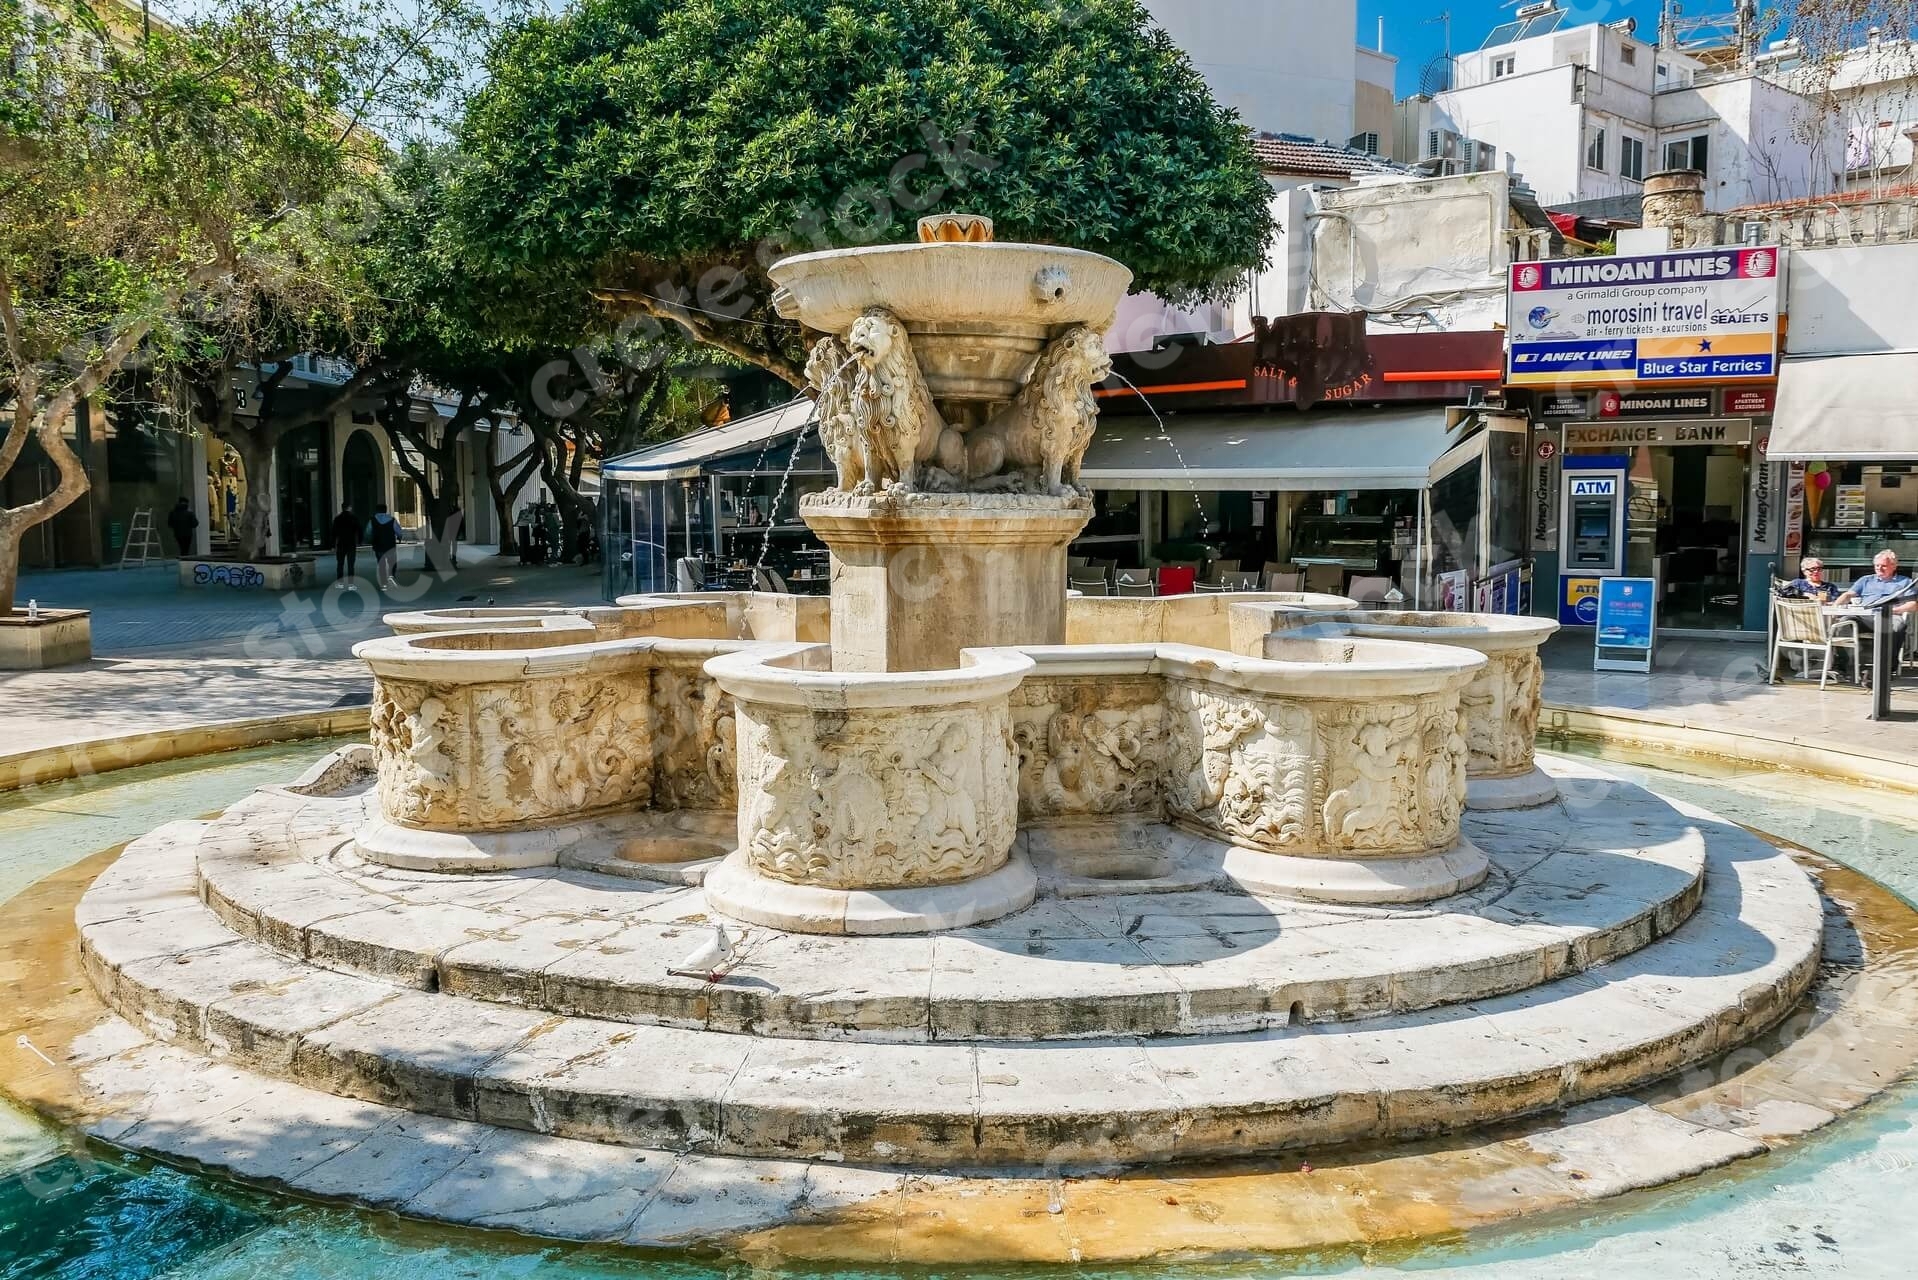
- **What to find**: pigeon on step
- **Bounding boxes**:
[668,924,734,980]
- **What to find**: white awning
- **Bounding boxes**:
[1770,352,1918,461]
[601,399,815,482]
[1079,406,1459,492]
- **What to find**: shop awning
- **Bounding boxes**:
[1078,406,1459,492]
[601,398,816,483]
[1770,352,1918,462]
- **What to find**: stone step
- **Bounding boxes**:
[77,809,1821,1168]
[189,757,1710,1042]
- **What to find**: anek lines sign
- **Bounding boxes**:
[1506,248,1781,387]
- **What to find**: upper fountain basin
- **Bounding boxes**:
[769,241,1133,335]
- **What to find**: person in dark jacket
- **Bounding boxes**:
[165,497,198,558]
[328,504,360,583]
[369,503,401,589]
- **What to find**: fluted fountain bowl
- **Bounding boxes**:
[770,242,1133,402]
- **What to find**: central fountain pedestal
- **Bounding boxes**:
[802,491,1091,673]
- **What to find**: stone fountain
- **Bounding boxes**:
[63,217,1834,1254]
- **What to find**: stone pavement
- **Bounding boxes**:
[4,547,604,757]
[1541,631,1918,773]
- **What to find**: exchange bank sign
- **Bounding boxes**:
[1506,247,1782,387]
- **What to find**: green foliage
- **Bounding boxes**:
[451,0,1275,377]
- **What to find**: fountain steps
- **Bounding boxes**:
[183,758,1706,1043]
[76,791,1823,1169]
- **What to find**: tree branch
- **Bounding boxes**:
[597,291,806,388]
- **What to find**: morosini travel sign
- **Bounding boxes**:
[1506,247,1782,387]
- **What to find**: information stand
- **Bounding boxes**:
[1594,576,1657,673]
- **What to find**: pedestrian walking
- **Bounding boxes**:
[369,503,401,589]
[165,497,198,558]
[329,503,361,583]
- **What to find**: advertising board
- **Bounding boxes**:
[1507,247,1782,387]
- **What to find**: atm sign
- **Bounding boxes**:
[1569,477,1617,498]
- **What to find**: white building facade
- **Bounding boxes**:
[1401,3,1841,215]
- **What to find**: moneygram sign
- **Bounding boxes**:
[1506,247,1782,388]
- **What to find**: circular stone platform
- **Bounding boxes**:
[184,755,1706,1043]
[70,752,1825,1173]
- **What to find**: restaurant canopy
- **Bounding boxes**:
[1077,405,1458,491]
[1768,352,1918,462]
[601,399,817,483]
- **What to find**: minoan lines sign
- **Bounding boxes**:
[1506,247,1782,387]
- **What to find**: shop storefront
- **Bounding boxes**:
[1769,243,1918,586]
[1508,245,1787,634]
[1083,329,1526,603]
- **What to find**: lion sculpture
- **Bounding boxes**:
[805,335,864,491]
[845,308,948,491]
[962,325,1109,494]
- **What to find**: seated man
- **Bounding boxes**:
[1837,550,1918,614]
[1783,557,1841,603]
[1837,552,1918,670]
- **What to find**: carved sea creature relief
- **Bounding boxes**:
[1321,711,1416,849]
[1212,702,1314,849]
[653,668,735,810]
[1509,652,1542,764]
[845,307,948,491]
[371,681,455,825]
[547,681,650,814]
[1166,687,1264,817]
[1419,704,1469,835]
[1019,703,1162,817]
[1458,670,1502,774]
[961,324,1110,494]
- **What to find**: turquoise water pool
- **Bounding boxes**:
[2,739,1914,1278]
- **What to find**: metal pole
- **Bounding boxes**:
[1871,603,1895,720]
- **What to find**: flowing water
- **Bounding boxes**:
[4,738,1918,1277]
[756,357,855,574]
[1106,369,1210,541]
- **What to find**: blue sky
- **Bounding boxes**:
[1359,0,1672,96]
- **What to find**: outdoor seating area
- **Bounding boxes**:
[1768,558,1918,689]
[1069,557,1331,598]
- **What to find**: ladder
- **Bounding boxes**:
[118,507,165,569]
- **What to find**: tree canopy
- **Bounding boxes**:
[451,0,1277,384]
[0,0,482,600]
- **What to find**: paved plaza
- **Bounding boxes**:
[2,550,602,756]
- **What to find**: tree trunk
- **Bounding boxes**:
[0,528,22,616]
[212,429,278,561]
[486,435,539,558]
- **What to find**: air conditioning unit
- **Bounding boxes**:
[1473,141,1499,172]
[1349,131,1382,156]
[1427,128,1464,160]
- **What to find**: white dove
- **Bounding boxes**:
[668,924,734,980]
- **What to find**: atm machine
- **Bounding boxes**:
[1557,455,1628,626]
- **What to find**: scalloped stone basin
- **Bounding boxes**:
[353,625,747,870]
[701,642,1036,934]
[770,242,1132,401]
[1264,608,1562,809]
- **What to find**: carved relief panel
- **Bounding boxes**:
[1009,676,1164,820]
[651,660,737,812]
[1163,680,1467,858]
[1456,650,1544,778]
[369,671,656,832]
[734,699,1018,890]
